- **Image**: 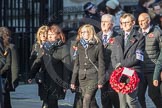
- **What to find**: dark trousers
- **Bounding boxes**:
[3,92,12,108]
[42,99,58,108]
[73,92,99,108]
[101,82,119,108]
[138,73,162,108]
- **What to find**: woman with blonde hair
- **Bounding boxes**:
[28,25,49,108]
[71,24,105,108]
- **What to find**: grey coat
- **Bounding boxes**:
[0,44,19,91]
[97,31,118,80]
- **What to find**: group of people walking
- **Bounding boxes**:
[27,13,162,108]
[1,0,162,108]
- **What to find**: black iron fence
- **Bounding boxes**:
[0,0,63,82]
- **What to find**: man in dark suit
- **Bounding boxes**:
[97,14,119,108]
[111,13,145,108]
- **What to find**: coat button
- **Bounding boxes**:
[84,63,87,65]
[84,69,86,71]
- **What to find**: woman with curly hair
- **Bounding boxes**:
[0,27,19,108]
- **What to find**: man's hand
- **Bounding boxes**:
[115,63,121,69]
[153,80,159,87]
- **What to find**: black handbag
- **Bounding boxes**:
[35,70,44,83]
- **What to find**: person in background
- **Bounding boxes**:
[151,3,162,29]
[28,25,48,108]
[0,75,4,108]
[105,0,124,28]
[80,2,101,33]
[97,14,119,108]
[71,24,105,108]
[97,0,108,16]
[111,13,144,108]
[153,48,162,95]
[0,27,19,108]
[138,12,162,108]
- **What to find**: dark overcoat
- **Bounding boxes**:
[111,29,145,77]
[71,41,105,86]
[31,43,72,101]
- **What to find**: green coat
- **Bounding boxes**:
[1,44,19,91]
[153,48,162,80]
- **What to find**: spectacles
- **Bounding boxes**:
[120,21,132,25]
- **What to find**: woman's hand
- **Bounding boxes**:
[70,84,76,90]
[28,79,32,84]
[98,84,103,89]
[153,80,159,87]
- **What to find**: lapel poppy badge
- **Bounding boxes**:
[109,38,115,44]
[148,33,154,38]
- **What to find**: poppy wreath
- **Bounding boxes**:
[110,67,140,94]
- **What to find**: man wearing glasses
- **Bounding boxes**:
[138,12,162,108]
[111,13,144,108]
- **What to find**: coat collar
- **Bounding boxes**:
[116,29,139,56]
[98,31,116,48]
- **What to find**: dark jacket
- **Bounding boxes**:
[97,31,118,80]
[71,40,105,85]
[139,26,162,74]
[111,29,145,78]
[30,43,72,100]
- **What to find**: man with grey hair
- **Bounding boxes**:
[97,14,119,108]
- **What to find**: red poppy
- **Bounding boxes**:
[148,33,154,38]
[110,67,140,94]
[109,38,115,44]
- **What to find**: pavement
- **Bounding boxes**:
[10,83,156,108]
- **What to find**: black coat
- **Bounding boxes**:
[71,41,105,85]
[111,29,145,77]
[30,43,72,101]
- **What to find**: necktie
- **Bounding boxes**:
[143,32,147,36]
[124,33,128,47]
[103,35,107,45]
